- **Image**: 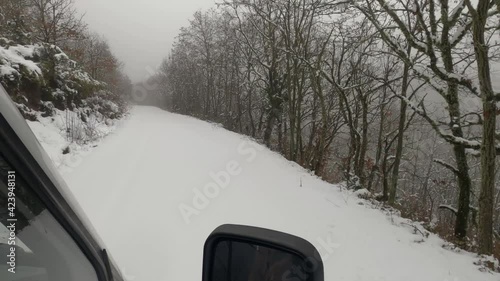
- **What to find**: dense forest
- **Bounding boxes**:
[150,0,500,257]
[0,0,131,143]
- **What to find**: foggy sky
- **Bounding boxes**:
[74,0,217,83]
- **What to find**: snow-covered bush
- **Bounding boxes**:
[0,38,127,123]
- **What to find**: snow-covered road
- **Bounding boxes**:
[55,106,496,281]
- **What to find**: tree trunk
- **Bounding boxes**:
[356,91,369,187]
[442,40,471,241]
[473,0,496,254]
[263,110,277,146]
[389,61,409,205]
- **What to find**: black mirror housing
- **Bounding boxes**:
[203,224,324,281]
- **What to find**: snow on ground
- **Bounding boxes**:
[27,109,122,174]
[32,106,498,281]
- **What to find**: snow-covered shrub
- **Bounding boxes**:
[63,107,114,144]
[83,90,125,120]
[345,173,363,190]
[14,102,38,121]
[354,188,371,199]
[0,39,126,123]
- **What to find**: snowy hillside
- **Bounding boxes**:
[32,106,498,281]
[0,40,126,123]
[26,108,121,174]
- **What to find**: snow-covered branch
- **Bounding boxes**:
[433,159,459,175]
[439,205,458,215]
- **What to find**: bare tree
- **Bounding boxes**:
[29,0,86,46]
[353,0,489,242]
[464,0,499,255]
[0,0,31,43]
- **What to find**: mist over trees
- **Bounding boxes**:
[156,0,500,256]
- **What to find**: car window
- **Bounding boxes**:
[0,152,99,281]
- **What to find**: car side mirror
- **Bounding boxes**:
[202,224,324,281]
